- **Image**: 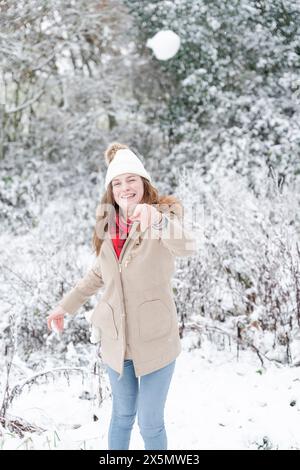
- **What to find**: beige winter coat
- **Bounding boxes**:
[59,198,197,379]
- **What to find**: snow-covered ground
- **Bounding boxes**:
[1,335,299,450]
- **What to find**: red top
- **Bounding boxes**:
[109,210,134,259]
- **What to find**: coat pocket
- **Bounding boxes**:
[91,301,118,340]
[138,299,172,342]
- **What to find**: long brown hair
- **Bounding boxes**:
[92,178,182,256]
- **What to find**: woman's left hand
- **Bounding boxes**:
[130,204,162,232]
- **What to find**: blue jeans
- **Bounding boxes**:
[105,359,176,450]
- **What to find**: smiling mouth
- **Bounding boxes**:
[121,193,136,200]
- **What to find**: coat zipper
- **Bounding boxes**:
[106,222,139,380]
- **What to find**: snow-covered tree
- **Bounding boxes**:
[123,0,300,188]
[0,0,162,167]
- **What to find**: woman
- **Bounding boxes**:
[47,142,197,450]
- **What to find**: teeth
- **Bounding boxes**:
[121,194,135,199]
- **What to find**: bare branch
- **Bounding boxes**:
[6,88,45,114]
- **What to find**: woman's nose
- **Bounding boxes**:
[120,183,131,191]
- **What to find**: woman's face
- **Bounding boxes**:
[111,173,144,216]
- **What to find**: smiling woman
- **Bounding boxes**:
[47,141,197,451]
[111,173,144,219]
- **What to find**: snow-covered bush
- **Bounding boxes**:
[174,160,300,364]
[0,157,105,363]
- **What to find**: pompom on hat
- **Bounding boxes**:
[104,143,152,190]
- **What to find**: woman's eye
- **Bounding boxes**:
[113,180,135,186]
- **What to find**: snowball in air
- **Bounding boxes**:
[146,30,181,61]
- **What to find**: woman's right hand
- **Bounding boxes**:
[47,306,67,332]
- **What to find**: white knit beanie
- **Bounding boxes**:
[105,148,152,189]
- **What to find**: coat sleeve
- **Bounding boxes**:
[157,212,198,257]
[58,257,104,316]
